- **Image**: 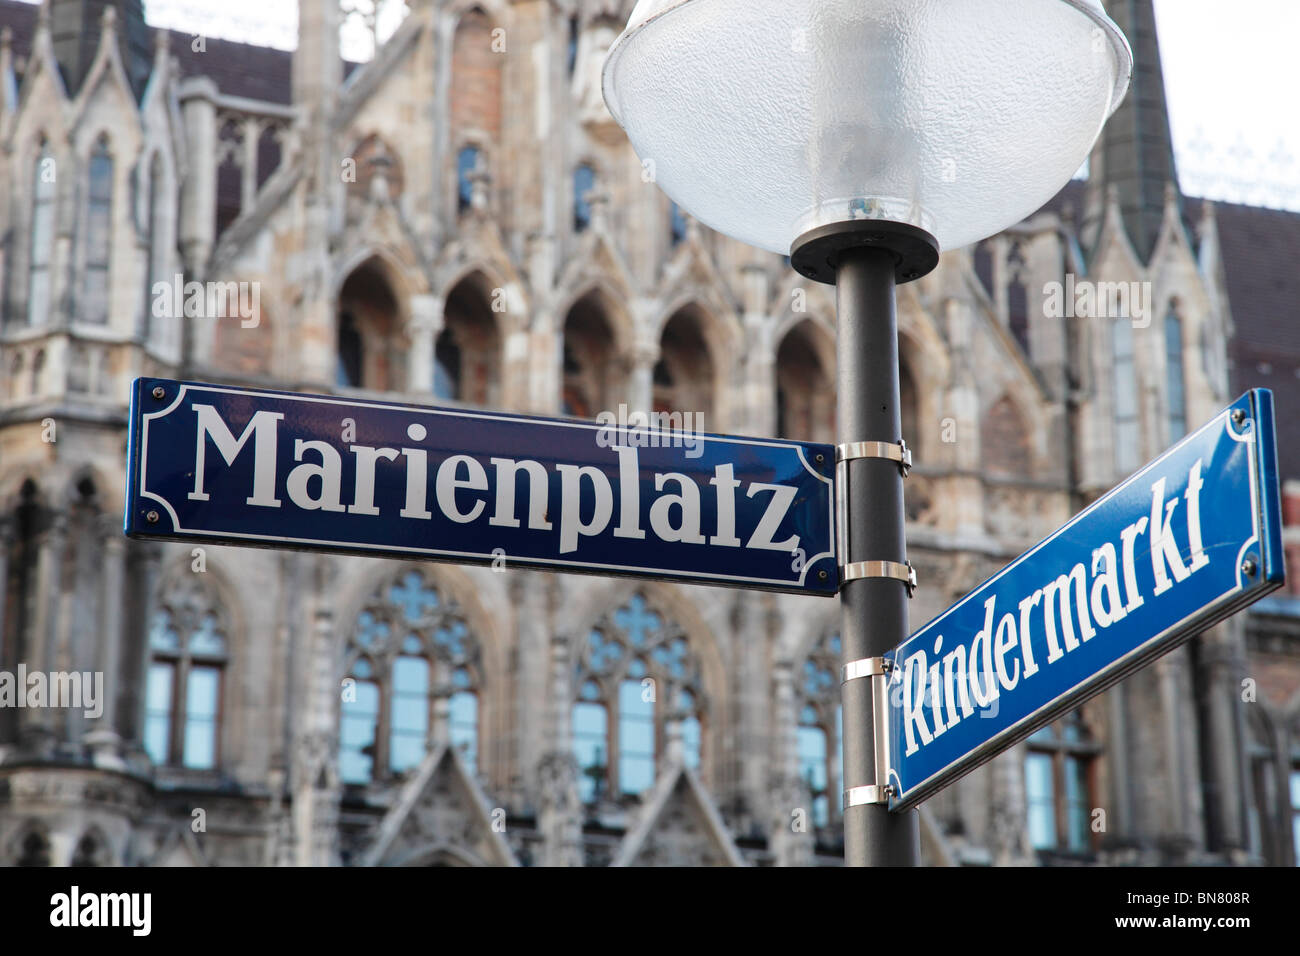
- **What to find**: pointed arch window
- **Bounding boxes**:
[336,309,364,387]
[457,145,481,215]
[776,321,834,443]
[572,593,706,803]
[341,570,482,784]
[28,142,56,327]
[83,138,114,325]
[1165,308,1186,441]
[144,580,229,770]
[561,290,618,417]
[70,831,109,867]
[799,631,842,829]
[1112,318,1139,474]
[15,829,51,867]
[434,329,462,400]
[574,163,596,232]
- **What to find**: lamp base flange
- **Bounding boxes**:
[790,220,940,285]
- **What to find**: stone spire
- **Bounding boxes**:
[1082,0,1184,264]
[48,0,151,100]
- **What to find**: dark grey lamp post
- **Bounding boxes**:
[603,0,1131,866]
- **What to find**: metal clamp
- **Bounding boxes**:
[841,559,917,596]
[837,439,912,476]
[844,785,894,808]
[842,656,891,683]
[840,656,896,809]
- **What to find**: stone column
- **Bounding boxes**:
[768,656,812,866]
[537,630,582,866]
[740,264,776,436]
[240,116,261,212]
[22,509,66,750]
[1198,622,1251,858]
[626,340,658,420]
[178,77,218,278]
[84,515,126,766]
[296,557,341,867]
[987,744,1033,865]
[131,542,164,748]
[1157,646,1204,856]
[511,573,549,802]
[731,592,771,826]
[407,293,443,394]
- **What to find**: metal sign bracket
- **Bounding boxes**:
[841,655,895,807]
[834,441,916,597]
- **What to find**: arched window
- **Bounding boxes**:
[456,145,481,215]
[562,290,618,417]
[434,329,462,400]
[1112,318,1139,474]
[1165,308,1186,441]
[15,828,51,867]
[336,310,364,387]
[572,593,706,803]
[335,257,402,391]
[439,273,500,405]
[28,142,56,327]
[573,163,596,232]
[144,579,229,770]
[341,570,482,784]
[799,631,842,829]
[655,306,715,419]
[776,321,834,443]
[70,831,109,867]
[566,15,580,75]
[82,138,114,325]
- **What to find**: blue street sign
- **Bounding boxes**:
[124,379,838,594]
[885,389,1285,810]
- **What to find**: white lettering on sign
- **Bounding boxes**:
[901,459,1211,757]
[185,406,803,560]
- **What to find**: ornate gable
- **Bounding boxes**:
[612,765,745,867]
[361,744,519,867]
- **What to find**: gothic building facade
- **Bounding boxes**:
[0,0,1296,866]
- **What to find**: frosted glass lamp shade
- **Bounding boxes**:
[603,0,1131,254]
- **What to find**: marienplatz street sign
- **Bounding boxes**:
[124,379,838,594]
[883,389,1285,810]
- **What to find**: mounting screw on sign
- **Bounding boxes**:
[1232,409,1247,426]
[152,386,166,400]
[146,510,159,524]
[1242,557,1258,578]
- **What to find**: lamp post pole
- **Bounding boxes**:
[793,221,939,866]
[835,246,917,867]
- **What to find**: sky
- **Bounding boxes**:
[15,0,1300,211]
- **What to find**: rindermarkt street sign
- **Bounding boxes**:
[124,378,838,594]
[883,389,1285,810]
